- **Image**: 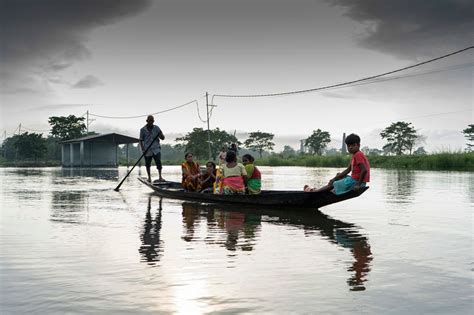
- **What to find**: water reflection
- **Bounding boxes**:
[7,168,46,177]
[138,196,163,265]
[50,190,88,224]
[385,170,416,204]
[179,202,372,291]
[59,168,119,180]
[264,207,372,291]
[468,174,474,204]
[182,203,262,252]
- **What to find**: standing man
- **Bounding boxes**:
[139,115,165,182]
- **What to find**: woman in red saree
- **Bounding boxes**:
[181,152,200,191]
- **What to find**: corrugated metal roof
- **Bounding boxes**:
[60,133,139,144]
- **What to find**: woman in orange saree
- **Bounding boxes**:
[181,152,200,191]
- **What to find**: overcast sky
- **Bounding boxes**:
[1,0,473,152]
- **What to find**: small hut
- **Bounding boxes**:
[60,133,139,167]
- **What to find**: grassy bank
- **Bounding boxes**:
[3,153,473,171]
[257,153,474,171]
[0,159,61,167]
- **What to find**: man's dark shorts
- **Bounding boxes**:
[144,153,162,170]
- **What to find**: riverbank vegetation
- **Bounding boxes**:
[256,152,474,172]
[1,116,473,172]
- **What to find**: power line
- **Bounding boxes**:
[371,108,473,126]
[315,62,473,93]
[89,98,201,119]
[195,100,208,123]
[212,46,473,99]
[393,108,472,121]
[21,126,50,133]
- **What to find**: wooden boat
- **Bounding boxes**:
[138,177,369,209]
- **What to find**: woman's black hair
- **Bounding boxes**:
[344,133,361,145]
[184,152,193,158]
[242,154,255,163]
[206,161,216,169]
[225,150,237,163]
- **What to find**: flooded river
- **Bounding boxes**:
[1,166,472,314]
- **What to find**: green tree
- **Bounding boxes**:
[243,131,275,158]
[160,144,185,161]
[325,148,341,156]
[380,121,418,155]
[281,145,296,157]
[1,136,18,160]
[304,129,331,155]
[413,147,427,155]
[382,143,395,155]
[45,136,62,161]
[12,132,47,160]
[176,127,237,160]
[361,146,382,156]
[48,115,86,141]
[462,124,474,151]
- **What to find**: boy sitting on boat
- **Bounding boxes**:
[304,133,370,194]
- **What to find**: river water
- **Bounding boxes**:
[1,166,472,314]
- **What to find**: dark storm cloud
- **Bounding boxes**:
[329,0,474,59]
[1,0,150,93]
[1,0,151,65]
[72,75,104,89]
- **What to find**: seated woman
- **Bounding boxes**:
[220,150,247,194]
[242,154,261,194]
[199,161,216,193]
[181,152,200,191]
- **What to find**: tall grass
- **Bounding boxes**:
[5,153,473,172]
[257,153,474,171]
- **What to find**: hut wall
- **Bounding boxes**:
[89,142,117,166]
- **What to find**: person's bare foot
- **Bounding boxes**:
[304,185,314,192]
[158,177,166,182]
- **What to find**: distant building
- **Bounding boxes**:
[300,139,307,153]
[60,133,139,167]
[341,132,347,154]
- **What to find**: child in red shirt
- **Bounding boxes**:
[304,133,370,195]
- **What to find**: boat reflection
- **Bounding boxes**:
[180,202,373,291]
[138,196,163,266]
[182,203,261,252]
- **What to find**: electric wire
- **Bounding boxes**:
[212,46,473,99]
[310,62,474,94]
[89,99,200,119]
[389,108,472,122]
[21,126,50,133]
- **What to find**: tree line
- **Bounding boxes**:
[1,114,473,164]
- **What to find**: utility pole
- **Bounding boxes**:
[2,130,6,159]
[18,123,21,135]
[86,110,89,134]
[341,132,347,154]
[206,92,211,160]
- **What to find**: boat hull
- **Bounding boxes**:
[138,178,368,209]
